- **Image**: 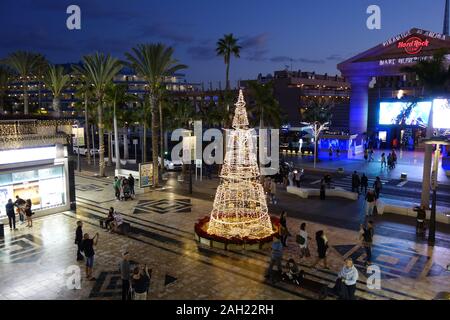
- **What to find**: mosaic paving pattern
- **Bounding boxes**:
[0,234,43,264]
[333,242,446,279]
[75,184,105,192]
[133,199,191,215]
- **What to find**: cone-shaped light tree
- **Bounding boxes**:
[207,90,273,239]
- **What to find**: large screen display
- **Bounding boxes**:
[379,101,432,126]
[432,99,450,129]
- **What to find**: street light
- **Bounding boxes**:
[422,136,450,246]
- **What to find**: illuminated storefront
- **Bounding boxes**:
[0,144,71,219]
[338,28,450,136]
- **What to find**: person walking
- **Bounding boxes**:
[351,171,360,194]
[312,230,329,270]
[288,170,294,187]
[24,199,33,227]
[75,221,84,261]
[364,149,368,162]
[128,174,135,197]
[365,189,376,217]
[265,236,284,282]
[294,170,301,188]
[5,199,17,230]
[131,265,150,300]
[380,153,386,169]
[329,146,333,160]
[270,178,277,204]
[360,221,374,266]
[373,177,382,199]
[320,179,326,200]
[279,211,289,247]
[297,222,311,259]
[360,173,368,194]
[338,258,359,300]
[369,147,374,162]
[81,232,99,281]
[119,251,131,301]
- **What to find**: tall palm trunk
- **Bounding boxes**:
[84,94,91,165]
[143,123,147,163]
[123,128,129,160]
[97,102,105,176]
[52,97,61,117]
[150,95,159,187]
[159,100,165,174]
[113,101,121,170]
[107,131,113,167]
[23,81,29,114]
[225,60,230,91]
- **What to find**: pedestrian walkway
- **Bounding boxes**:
[283,149,450,185]
[0,172,449,300]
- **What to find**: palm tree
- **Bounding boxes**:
[216,34,241,91]
[4,51,43,114]
[72,53,122,177]
[34,55,48,109]
[105,83,135,170]
[43,65,72,116]
[126,43,187,187]
[73,74,96,165]
[0,65,12,113]
[401,49,450,208]
[246,81,281,129]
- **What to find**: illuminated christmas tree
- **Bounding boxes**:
[207,90,273,239]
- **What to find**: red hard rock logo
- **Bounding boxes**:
[397,37,430,55]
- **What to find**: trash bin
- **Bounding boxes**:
[0,223,4,238]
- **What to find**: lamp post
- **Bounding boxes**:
[422,136,450,246]
[73,121,81,172]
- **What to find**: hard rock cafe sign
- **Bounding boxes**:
[397,36,430,54]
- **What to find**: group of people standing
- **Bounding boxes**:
[4,195,34,230]
[113,174,135,201]
[74,219,150,300]
[266,211,376,300]
[380,149,397,170]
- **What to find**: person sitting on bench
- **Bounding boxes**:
[110,211,124,233]
[283,258,302,285]
[104,207,115,230]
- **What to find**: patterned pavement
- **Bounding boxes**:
[0,172,449,300]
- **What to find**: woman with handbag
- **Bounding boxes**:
[25,199,33,228]
[296,223,311,259]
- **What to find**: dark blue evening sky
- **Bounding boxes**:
[0,0,445,86]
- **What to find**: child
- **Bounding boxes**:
[75,221,84,261]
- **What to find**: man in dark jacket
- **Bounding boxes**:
[360,221,374,266]
[360,174,369,194]
[75,221,84,261]
[14,195,26,223]
[351,171,361,194]
[5,199,17,230]
[128,174,135,196]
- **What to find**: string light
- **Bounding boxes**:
[207,89,273,240]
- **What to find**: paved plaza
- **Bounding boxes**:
[1,170,449,300]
